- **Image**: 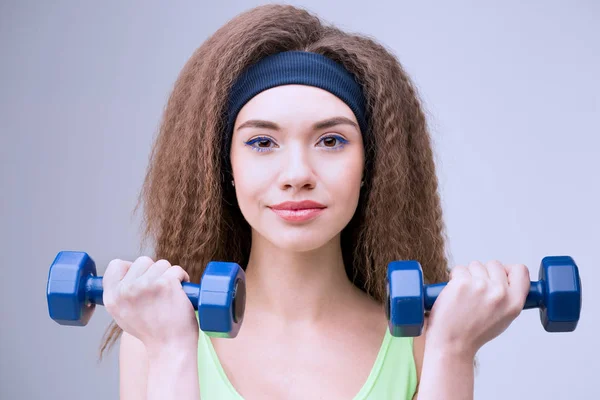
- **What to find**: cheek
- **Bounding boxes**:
[323,163,363,218]
[325,155,363,191]
[234,155,272,192]
[234,183,261,230]
[332,173,361,211]
[232,155,270,217]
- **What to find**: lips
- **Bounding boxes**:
[269,200,326,210]
[269,200,327,223]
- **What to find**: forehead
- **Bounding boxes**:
[235,84,358,127]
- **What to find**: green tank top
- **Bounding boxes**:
[196,322,417,399]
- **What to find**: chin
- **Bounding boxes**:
[246,211,351,252]
[273,231,331,252]
[256,226,337,252]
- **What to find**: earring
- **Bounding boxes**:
[231,180,235,187]
[360,180,364,187]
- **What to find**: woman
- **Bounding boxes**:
[99,4,530,399]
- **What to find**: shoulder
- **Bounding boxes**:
[119,332,148,400]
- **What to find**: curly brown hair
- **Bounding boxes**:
[99,3,451,360]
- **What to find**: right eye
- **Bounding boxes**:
[245,136,277,152]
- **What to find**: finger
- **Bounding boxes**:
[450,265,470,281]
[179,267,191,283]
[142,259,172,281]
[486,260,509,288]
[103,259,132,303]
[121,256,154,284]
[468,260,489,280]
[161,265,190,284]
[507,264,531,306]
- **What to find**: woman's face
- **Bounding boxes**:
[230,84,365,252]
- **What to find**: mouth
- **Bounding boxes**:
[269,207,326,223]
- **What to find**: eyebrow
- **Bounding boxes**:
[236,116,359,133]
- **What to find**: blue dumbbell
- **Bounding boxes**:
[46,251,246,338]
[386,256,582,337]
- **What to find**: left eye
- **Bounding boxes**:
[317,135,349,149]
[320,136,340,147]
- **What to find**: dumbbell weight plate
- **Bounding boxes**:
[46,251,98,326]
[386,260,425,337]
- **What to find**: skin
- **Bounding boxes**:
[108,84,531,400]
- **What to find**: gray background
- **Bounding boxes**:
[1,1,598,399]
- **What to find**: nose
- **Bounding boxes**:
[277,143,316,191]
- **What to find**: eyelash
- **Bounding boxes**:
[244,135,349,153]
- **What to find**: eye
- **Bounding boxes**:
[244,136,276,152]
[318,135,349,150]
[244,134,349,153]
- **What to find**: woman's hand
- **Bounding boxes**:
[103,256,200,357]
[425,260,530,358]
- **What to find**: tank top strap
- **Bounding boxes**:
[197,326,245,399]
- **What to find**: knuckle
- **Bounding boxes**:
[508,263,530,282]
[487,260,504,271]
[169,265,189,281]
[472,278,487,293]
[119,282,134,298]
[136,279,152,293]
[105,258,124,274]
[107,258,122,268]
[452,277,470,293]
[121,281,142,299]
[135,255,154,265]
[489,285,508,303]
[155,277,171,290]
[154,259,172,267]
[516,264,529,275]
[171,265,185,275]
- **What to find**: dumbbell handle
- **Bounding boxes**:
[83,276,201,309]
[424,281,544,310]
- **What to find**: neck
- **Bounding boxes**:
[243,230,357,328]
